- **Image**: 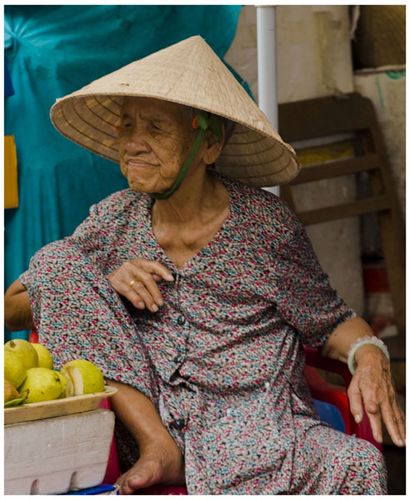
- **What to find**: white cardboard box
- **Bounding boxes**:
[5,409,115,495]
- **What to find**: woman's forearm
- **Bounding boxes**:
[321,316,381,364]
[4,280,34,331]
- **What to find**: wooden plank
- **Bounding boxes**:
[290,154,379,185]
[4,386,117,425]
[297,196,390,225]
[279,93,376,142]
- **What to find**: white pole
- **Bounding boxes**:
[256,5,279,195]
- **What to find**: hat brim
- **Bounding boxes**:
[51,93,300,187]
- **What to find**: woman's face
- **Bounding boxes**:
[118,97,198,194]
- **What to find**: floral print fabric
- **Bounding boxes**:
[20,173,387,494]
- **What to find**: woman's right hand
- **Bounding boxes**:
[107,259,174,313]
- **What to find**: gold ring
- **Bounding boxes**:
[129,279,136,287]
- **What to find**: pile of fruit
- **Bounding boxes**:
[4,339,105,408]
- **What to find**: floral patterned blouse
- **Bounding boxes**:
[20,172,386,494]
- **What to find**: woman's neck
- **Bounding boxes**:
[151,168,225,227]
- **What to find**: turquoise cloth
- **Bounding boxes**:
[4,5,242,339]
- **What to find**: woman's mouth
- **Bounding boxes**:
[127,160,157,169]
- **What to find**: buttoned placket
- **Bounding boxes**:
[174,272,188,364]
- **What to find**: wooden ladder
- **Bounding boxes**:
[278,93,405,335]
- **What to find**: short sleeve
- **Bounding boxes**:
[19,202,103,288]
[272,211,356,348]
[18,200,157,402]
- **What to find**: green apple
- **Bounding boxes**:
[5,339,39,370]
[32,343,54,369]
[4,350,27,389]
[61,360,105,396]
[18,367,66,403]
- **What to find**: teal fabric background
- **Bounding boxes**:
[4,5,242,339]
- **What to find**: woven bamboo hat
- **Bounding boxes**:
[50,35,300,187]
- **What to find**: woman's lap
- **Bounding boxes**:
[291,419,387,494]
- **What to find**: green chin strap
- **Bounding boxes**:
[151,112,222,200]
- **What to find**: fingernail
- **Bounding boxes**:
[354,414,361,424]
[166,274,174,281]
[152,304,159,312]
[158,299,164,306]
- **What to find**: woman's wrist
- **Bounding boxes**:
[347,336,389,374]
[354,343,387,364]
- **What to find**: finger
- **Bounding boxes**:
[361,384,383,443]
[389,384,406,443]
[109,273,145,309]
[127,289,145,309]
[347,376,364,423]
[137,259,174,281]
[391,400,406,445]
[380,399,404,447]
[365,406,383,443]
[130,279,159,312]
[133,270,164,307]
[388,381,406,442]
[358,377,383,442]
[120,263,158,310]
[108,275,145,309]
[395,403,406,441]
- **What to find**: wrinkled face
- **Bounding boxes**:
[118,97,198,193]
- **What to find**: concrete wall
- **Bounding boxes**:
[225,6,365,315]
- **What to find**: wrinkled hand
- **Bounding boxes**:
[347,344,405,447]
[108,259,174,313]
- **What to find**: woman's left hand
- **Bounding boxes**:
[347,344,405,447]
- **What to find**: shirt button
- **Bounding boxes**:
[174,418,185,430]
[177,315,186,326]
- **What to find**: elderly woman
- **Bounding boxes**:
[5,37,404,495]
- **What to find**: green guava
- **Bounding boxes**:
[18,367,66,403]
[32,343,54,370]
[4,350,27,389]
[5,339,39,370]
[61,359,105,396]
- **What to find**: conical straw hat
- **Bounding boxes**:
[51,35,300,187]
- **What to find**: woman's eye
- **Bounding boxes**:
[151,122,162,131]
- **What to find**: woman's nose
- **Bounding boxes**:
[124,131,152,155]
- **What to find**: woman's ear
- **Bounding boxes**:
[203,124,225,165]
